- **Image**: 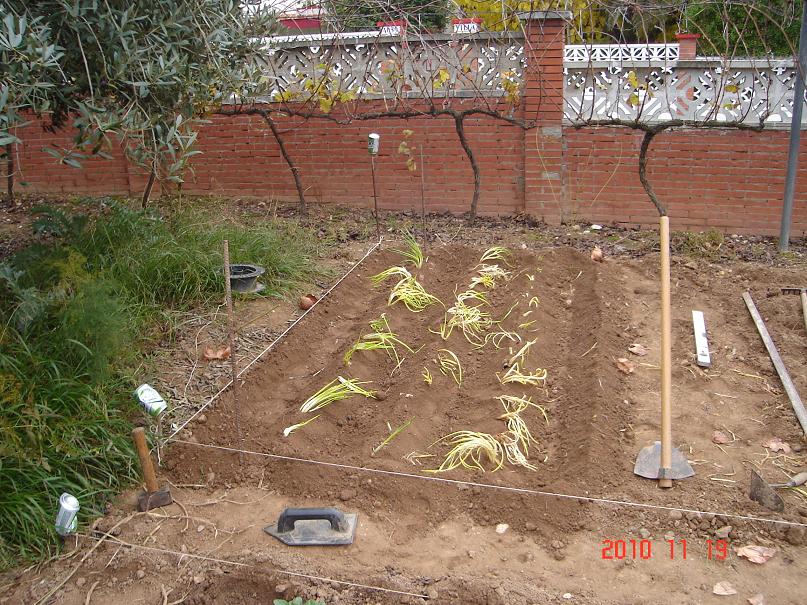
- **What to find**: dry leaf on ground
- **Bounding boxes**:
[747,594,765,605]
[628,343,648,356]
[712,430,731,445]
[713,581,737,596]
[762,437,791,454]
[203,345,231,361]
[736,545,777,564]
[616,358,636,374]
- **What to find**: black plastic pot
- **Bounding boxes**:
[229,264,265,293]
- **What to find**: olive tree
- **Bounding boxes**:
[0,0,277,205]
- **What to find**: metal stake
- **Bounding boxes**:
[419,144,426,244]
[223,241,244,464]
[778,4,807,253]
[370,155,380,240]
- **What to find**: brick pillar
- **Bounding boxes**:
[675,33,700,60]
[519,11,570,223]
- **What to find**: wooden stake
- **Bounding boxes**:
[743,291,807,436]
[659,216,673,489]
[223,241,244,464]
[132,427,159,493]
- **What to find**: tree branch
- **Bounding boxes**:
[263,113,307,215]
[141,168,156,210]
[4,144,13,204]
[217,103,534,131]
[638,129,665,217]
[453,111,480,225]
[569,118,765,133]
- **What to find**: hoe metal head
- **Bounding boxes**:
[749,470,785,512]
[137,486,173,512]
[634,441,695,480]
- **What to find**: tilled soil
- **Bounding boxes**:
[171,245,621,540]
[6,237,807,605]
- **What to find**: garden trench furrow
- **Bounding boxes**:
[167,244,622,541]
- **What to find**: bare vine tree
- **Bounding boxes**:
[219,0,803,225]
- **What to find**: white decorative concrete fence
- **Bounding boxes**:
[564,59,807,126]
[262,32,526,100]
[261,31,805,129]
[564,43,679,63]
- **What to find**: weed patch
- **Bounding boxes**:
[0,200,325,568]
[672,228,733,261]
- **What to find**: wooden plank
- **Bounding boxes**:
[742,291,807,436]
[692,310,711,368]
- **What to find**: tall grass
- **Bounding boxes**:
[0,338,137,567]
[33,202,323,325]
[0,199,325,569]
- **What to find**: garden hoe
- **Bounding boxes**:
[132,427,172,511]
[749,470,807,512]
[634,216,695,487]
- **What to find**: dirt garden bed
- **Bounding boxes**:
[171,242,608,598]
[6,228,807,605]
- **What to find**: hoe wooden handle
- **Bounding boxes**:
[801,291,807,334]
[659,216,673,489]
[132,427,159,493]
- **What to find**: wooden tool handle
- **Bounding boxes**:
[132,427,159,493]
[659,216,673,488]
[800,291,807,335]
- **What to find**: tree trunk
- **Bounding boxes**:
[265,114,307,215]
[638,129,667,217]
[454,113,480,225]
[141,168,156,209]
[5,144,13,204]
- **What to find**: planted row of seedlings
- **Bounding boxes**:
[283,233,550,474]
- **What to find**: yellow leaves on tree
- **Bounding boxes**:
[455,0,606,42]
[273,65,357,113]
[433,67,450,89]
[501,70,520,104]
[398,129,417,172]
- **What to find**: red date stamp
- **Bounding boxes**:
[601,539,730,561]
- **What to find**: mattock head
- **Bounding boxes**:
[137,486,172,512]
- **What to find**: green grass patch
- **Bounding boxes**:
[0,199,326,569]
[31,201,324,325]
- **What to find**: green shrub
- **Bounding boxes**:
[0,199,326,569]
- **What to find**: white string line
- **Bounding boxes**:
[75,533,429,600]
[173,439,807,530]
[165,238,384,443]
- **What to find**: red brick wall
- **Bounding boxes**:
[16,119,131,196]
[181,104,525,216]
[564,127,807,236]
[16,112,806,236]
[10,13,807,236]
[14,102,526,217]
